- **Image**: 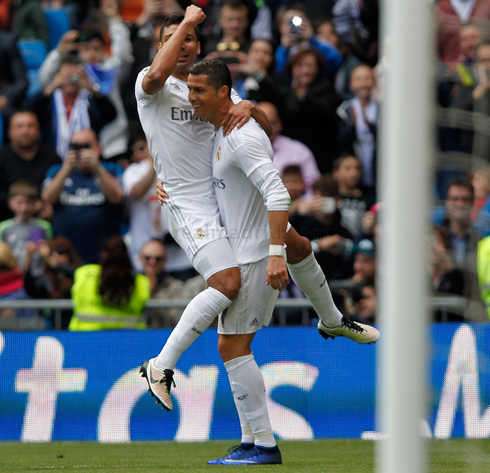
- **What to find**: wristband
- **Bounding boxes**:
[269,244,284,256]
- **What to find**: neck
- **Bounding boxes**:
[359,96,371,107]
[10,142,39,161]
[209,99,233,130]
[338,184,360,196]
[172,70,189,82]
[450,219,470,237]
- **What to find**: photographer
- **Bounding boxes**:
[275,3,342,80]
[41,129,123,264]
[27,55,116,159]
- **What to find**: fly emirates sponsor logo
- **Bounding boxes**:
[170,106,208,123]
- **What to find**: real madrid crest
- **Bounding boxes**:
[197,228,206,239]
[216,146,221,161]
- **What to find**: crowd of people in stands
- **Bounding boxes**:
[1,0,490,328]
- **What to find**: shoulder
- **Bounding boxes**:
[45,163,63,178]
[34,219,53,234]
[75,264,101,278]
[39,145,62,164]
[102,161,123,177]
[0,219,14,235]
[228,119,267,148]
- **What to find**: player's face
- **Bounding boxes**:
[188,74,220,120]
[160,24,200,72]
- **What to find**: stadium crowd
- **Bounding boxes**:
[0,0,490,328]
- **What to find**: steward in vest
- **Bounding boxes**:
[477,235,490,319]
[69,236,150,330]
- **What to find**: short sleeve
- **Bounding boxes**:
[135,67,158,106]
[42,164,62,189]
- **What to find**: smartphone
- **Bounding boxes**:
[69,143,90,152]
[290,16,303,36]
[321,197,337,214]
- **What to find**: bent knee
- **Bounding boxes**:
[287,234,312,263]
[209,267,241,300]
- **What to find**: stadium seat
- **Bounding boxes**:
[45,8,70,51]
[17,40,47,97]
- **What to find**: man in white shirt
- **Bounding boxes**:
[137,7,378,421]
[186,59,380,465]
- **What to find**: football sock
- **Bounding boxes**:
[287,251,343,327]
[227,373,255,445]
[225,354,276,448]
[155,287,232,370]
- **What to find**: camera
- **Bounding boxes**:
[68,73,80,84]
[69,143,90,156]
[290,16,303,35]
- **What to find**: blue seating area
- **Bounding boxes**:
[17,39,47,97]
[44,8,70,51]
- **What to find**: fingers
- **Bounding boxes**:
[266,271,289,291]
[222,115,239,135]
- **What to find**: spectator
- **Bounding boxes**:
[221,39,276,101]
[456,24,482,69]
[0,110,61,221]
[122,133,163,271]
[27,55,117,159]
[13,0,50,47]
[290,174,353,280]
[275,3,342,79]
[39,0,133,159]
[0,31,29,139]
[471,167,490,221]
[436,0,490,67]
[0,241,31,318]
[255,49,341,172]
[256,101,320,191]
[350,279,377,324]
[24,236,81,329]
[282,165,306,215]
[333,154,369,241]
[203,0,251,57]
[332,0,379,65]
[42,128,124,264]
[435,178,483,309]
[139,239,205,328]
[351,238,376,283]
[69,235,150,330]
[337,64,378,196]
[0,180,52,268]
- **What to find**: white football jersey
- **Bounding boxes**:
[136,69,216,200]
[212,119,274,264]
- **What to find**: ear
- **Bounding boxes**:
[218,85,230,99]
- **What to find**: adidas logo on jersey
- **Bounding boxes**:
[173,83,182,92]
[250,318,259,327]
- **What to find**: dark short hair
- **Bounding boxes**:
[312,174,338,197]
[221,0,249,13]
[332,154,361,171]
[159,12,201,42]
[78,29,104,44]
[446,178,474,201]
[59,54,83,68]
[282,165,303,178]
[189,59,232,97]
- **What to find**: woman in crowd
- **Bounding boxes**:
[253,48,340,173]
[69,235,150,330]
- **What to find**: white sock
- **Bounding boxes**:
[155,287,232,370]
[228,374,255,444]
[287,252,342,327]
[225,354,276,448]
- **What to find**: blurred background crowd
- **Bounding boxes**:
[0,0,490,329]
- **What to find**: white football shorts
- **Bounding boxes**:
[218,257,279,335]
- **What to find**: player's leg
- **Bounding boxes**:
[140,238,240,411]
[285,226,380,344]
[208,260,282,466]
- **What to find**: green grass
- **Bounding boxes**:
[0,439,489,472]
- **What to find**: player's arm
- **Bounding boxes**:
[247,160,291,291]
[222,100,272,137]
[142,6,205,95]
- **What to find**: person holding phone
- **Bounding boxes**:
[41,129,124,264]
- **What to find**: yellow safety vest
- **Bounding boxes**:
[477,236,490,319]
[69,265,150,331]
